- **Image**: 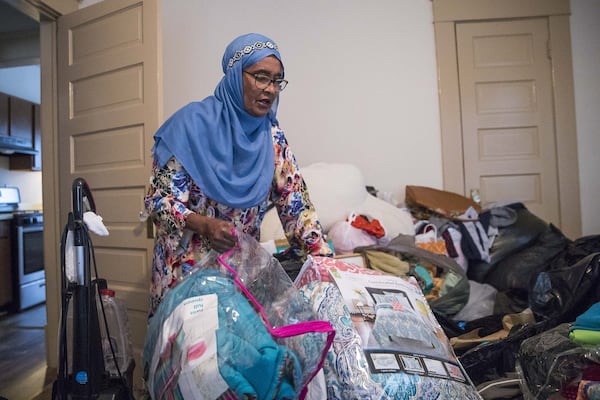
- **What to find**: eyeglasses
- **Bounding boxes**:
[243,71,288,91]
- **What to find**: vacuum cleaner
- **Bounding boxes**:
[52,177,134,400]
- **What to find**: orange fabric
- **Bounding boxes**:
[351,215,385,238]
[415,240,448,256]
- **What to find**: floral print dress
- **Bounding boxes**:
[144,125,331,315]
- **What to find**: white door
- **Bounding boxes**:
[456,18,559,224]
[57,0,159,392]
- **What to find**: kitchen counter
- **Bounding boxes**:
[0,213,14,221]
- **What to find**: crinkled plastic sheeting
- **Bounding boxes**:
[517,323,600,399]
[295,256,482,400]
[143,232,333,400]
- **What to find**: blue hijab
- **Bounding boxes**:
[152,33,283,208]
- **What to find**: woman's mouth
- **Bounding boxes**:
[257,98,272,109]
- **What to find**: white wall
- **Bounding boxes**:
[79,0,598,236]
[160,1,442,207]
[571,0,600,235]
[0,65,40,104]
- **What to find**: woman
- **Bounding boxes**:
[144,33,332,315]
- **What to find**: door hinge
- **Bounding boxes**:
[546,39,552,60]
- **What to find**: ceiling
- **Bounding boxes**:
[0,1,39,34]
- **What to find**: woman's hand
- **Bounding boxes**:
[205,219,237,252]
[185,213,237,252]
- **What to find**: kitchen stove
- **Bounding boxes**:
[0,186,45,311]
[13,210,44,225]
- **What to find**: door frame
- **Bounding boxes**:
[3,0,69,371]
[40,18,61,368]
[1,0,73,369]
[433,0,581,239]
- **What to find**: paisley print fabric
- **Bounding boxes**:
[144,125,331,315]
[299,281,389,400]
[297,257,482,400]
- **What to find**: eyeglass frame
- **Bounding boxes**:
[243,70,288,91]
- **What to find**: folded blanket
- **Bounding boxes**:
[572,302,600,332]
[569,329,600,346]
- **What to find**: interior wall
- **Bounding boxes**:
[159,0,442,206]
[0,65,40,103]
[76,0,597,235]
[571,0,600,235]
[0,157,42,209]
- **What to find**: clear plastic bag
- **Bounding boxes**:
[295,256,482,400]
[143,231,334,400]
[452,280,498,322]
[215,232,335,396]
[328,211,378,255]
[517,323,600,400]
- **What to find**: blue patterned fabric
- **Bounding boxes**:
[297,260,482,400]
[371,304,446,358]
[299,281,388,399]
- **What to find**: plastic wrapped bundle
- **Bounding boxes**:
[143,232,334,400]
[295,256,482,400]
[213,232,335,393]
[517,323,600,400]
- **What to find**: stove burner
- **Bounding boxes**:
[13,211,43,226]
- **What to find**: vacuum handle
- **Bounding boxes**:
[72,177,96,220]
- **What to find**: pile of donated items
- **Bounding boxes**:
[143,162,600,400]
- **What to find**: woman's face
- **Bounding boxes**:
[242,55,283,117]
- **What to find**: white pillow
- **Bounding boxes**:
[260,208,286,243]
[353,192,415,239]
[301,162,368,231]
[259,162,415,242]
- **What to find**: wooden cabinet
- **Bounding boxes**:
[8,96,34,149]
[0,219,12,310]
[0,93,8,137]
[0,92,41,171]
[9,104,41,170]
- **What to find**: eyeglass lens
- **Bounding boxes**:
[249,72,287,91]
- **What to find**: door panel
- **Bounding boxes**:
[456,18,559,225]
[57,0,159,391]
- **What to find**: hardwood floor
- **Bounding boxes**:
[0,304,54,400]
[0,304,141,400]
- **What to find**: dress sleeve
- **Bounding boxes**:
[144,156,194,245]
[270,127,333,257]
